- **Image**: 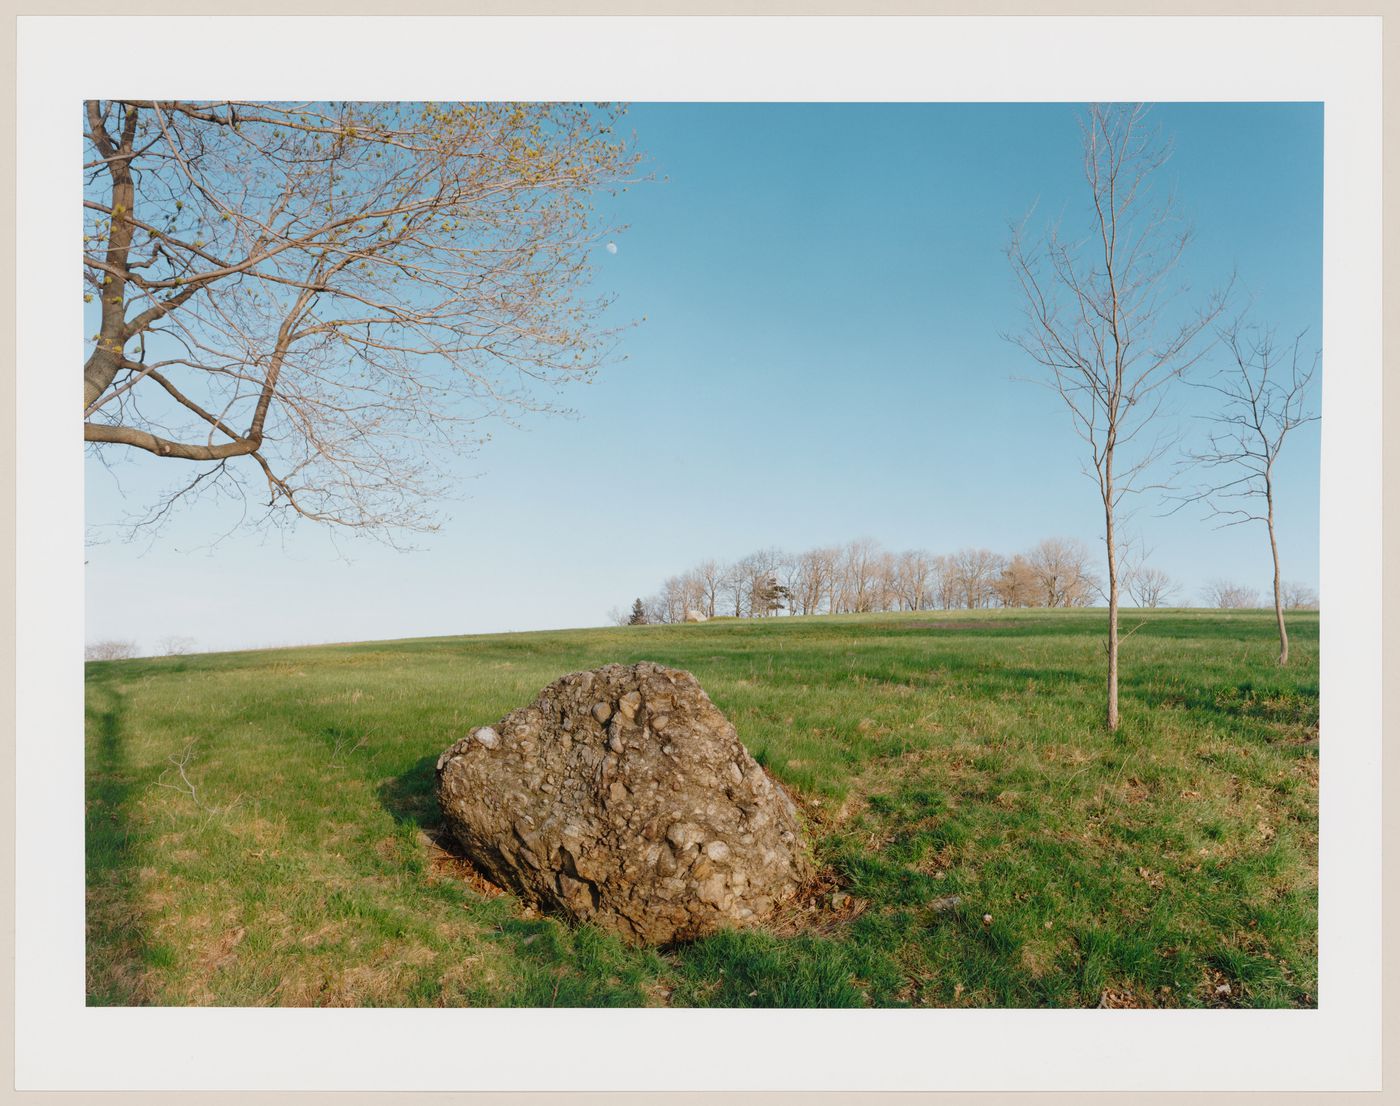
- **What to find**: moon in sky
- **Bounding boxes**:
[605,242,618,254]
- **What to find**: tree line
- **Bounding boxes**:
[615,538,1321,626]
[619,537,1128,625]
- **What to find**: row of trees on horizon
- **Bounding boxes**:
[611,537,1319,626]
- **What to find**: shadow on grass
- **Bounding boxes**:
[376,753,440,832]
[1121,671,1319,733]
[84,672,153,1005]
[375,753,504,889]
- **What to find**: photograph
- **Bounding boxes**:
[80,96,1325,1013]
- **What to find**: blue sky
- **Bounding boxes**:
[84,102,1323,654]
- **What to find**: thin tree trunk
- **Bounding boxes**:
[1104,475,1120,732]
[1266,478,1289,665]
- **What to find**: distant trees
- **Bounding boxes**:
[994,555,1041,608]
[1203,580,1261,609]
[749,573,790,618]
[1026,538,1100,608]
[86,640,138,661]
[1007,102,1229,731]
[1125,566,1178,609]
[789,547,837,616]
[1181,320,1319,665]
[827,538,882,614]
[693,559,724,620]
[618,535,1123,623]
[612,535,1310,626]
[945,548,1003,609]
[1281,581,1319,610]
[891,550,936,612]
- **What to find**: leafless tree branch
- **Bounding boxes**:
[83,100,644,538]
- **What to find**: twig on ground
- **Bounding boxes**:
[156,739,242,817]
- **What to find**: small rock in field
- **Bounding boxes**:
[982,913,993,926]
[931,894,961,914]
[830,891,849,909]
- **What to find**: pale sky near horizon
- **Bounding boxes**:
[84,102,1324,655]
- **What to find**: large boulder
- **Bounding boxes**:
[435,662,810,945]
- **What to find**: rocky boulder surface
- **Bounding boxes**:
[435,662,810,945]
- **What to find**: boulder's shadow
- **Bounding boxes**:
[377,754,508,897]
[377,753,440,832]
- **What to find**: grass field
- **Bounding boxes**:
[85,607,1318,1008]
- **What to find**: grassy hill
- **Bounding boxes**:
[85,607,1318,1008]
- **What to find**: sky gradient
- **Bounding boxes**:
[84,102,1324,654]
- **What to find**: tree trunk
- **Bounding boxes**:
[1266,479,1289,666]
[1104,478,1120,732]
[84,102,140,411]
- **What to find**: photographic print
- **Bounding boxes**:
[81,97,1322,1012]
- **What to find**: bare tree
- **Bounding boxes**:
[720,560,749,618]
[948,547,1005,609]
[791,546,836,616]
[806,545,839,615]
[655,573,705,625]
[1281,580,1318,610]
[930,554,959,610]
[1179,321,1318,664]
[86,640,139,661]
[693,559,725,620]
[641,594,668,625]
[775,552,807,617]
[1202,579,1261,609]
[1026,537,1100,607]
[837,538,883,613]
[83,101,640,536]
[1125,565,1177,608]
[1007,103,1228,730]
[159,634,197,656]
[892,549,935,611]
[993,555,1041,608]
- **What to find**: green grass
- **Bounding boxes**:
[85,607,1318,1008]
